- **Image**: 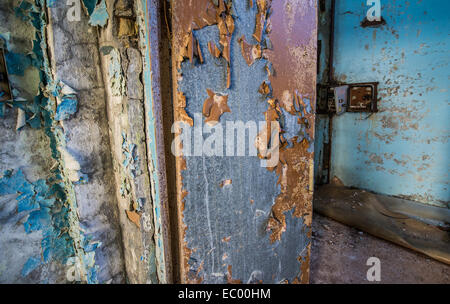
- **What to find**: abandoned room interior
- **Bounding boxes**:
[0,0,448,284]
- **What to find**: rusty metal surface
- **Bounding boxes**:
[348,83,377,112]
[171,0,317,283]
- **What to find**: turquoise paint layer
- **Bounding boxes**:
[0,0,101,282]
[139,0,166,283]
[330,0,449,207]
[87,0,109,27]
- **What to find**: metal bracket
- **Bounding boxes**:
[317,82,378,114]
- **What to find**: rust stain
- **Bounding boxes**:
[220,179,233,188]
[117,17,137,37]
[226,265,243,284]
[126,210,141,228]
[174,0,234,87]
[254,98,281,160]
[299,243,311,283]
[291,243,310,284]
[202,89,231,126]
[258,0,316,246]
[176,92,194,126]
[360,17,387,28]
[253,0,269,43]
[222,236,231,243]
[238,35,262,66]
[258,81,271,96]
[208,41,222,58]
[264,0,317,108]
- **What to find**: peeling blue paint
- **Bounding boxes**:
[21,256,42,277]
[55,95,78,121]
[87,0,109,27]
[122,132,140,178]
[0,0,102,283]
[82,0,99,16]
[4,52,32,76]
[139,0,168,282]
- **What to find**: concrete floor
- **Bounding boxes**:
[310,213,450,284]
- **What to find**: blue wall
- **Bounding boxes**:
[325,0,449,208]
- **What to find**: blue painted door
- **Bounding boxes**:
[170,0,317,283]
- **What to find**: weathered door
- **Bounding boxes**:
[170,0,317,283]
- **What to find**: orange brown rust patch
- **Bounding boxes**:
[254,99,281,159]
[208,41,222,58]
[258,81,271,96]
[265,139,314,243]
[222,236,231,243]
[251,6,316,286]
[202,89,231,126]
[264,0,317,109]
[295,243,311,284]
[226,265,243,284]
[238,35,262,66]
[176,92,194,126]
[254,0,270,43]
[173,0,234,74]
[126,210,141,228]
[220,179,233,188]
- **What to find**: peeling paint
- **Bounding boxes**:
[172,0,316,283]
[202,89,230,126]
[0,0,102,283]
[84,0,109,27]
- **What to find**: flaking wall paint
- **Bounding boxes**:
[0,0,126,283]
[172,0,317,283]
[316,0,449,208]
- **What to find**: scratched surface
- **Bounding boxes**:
[171,0,316,283]
[325,0,449,208]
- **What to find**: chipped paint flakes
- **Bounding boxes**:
[117,17,137,37]
[238,35,262,66]
[87,0,109,27]
[176,91,194,126]
[253,0,269,43]
[126,210,141,228]
[219,179,232,188]
[226,265,242,284]
[202,89,230,126]
[207,41,221,58]
[54,95,78,121]
[106,48,126,96]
